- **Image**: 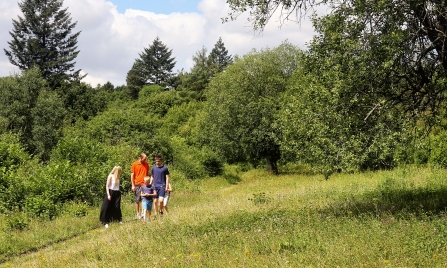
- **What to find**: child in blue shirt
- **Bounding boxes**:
[140,176,156,223]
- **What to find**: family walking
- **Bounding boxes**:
[100,153,172,228]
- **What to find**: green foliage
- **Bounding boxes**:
[0,133,29,171]
[59,82,107,124]
[0,172,28,213]
[169,136,206,180]
[139,84,164,99]
[25,196,58,220]
[0,68,47,153]
[31,90,66,161]
[125,61,146,100]
[278,69,402,177]
[52,137,108,164]
[208,37,233,72]
[60,104,158,151]
[202,153,224,177]
[4,212,28,231]
[429,131,447,168]
[4,0,82,87]
[248,192,271,205]
[136,89,182,116]
[129,36,177,90]
[222,172,241,185]
[204,42,302,174]
[63,201,89,217]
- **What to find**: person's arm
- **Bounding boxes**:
[131,172,136,192]
[167,182,172,192]
[149,189,157,197]
[165,174,170,191]
[149,167,154,185]
[106,175,112,200]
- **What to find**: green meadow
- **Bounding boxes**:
[2,166,447,267]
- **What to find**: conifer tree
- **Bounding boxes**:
[137,37,176,88]
[208,37,233,72]
[125,61,146,99]
[4,0,82,88]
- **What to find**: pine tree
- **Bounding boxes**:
[4,0,82,88]
[208,37,233,72]
[138,37,176,88]
[125,61,146,100]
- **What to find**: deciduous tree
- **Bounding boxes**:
[226,0,447,118]
[204,42,301,174]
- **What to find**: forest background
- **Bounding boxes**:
[1,0,447,244]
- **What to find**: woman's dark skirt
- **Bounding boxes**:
[99,190,122,224]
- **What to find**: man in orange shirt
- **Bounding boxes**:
[131,153,149,219]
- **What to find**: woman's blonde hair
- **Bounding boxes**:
[110,166,121,189]
[111,166,122,180]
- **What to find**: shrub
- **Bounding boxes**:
[248,192,271,205]
[63,201,89,217]
[429,131,447,168]
[0,133,29,170]
[5,212,28,231]
[25,196,58,220]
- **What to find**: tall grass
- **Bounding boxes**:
[3,166,447,267]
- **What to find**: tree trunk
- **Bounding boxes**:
[266,158,278,175]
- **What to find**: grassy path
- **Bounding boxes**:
[3,168,447,267]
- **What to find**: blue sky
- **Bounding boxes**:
[108,0,201,14]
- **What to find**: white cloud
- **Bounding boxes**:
[0,0,317,87]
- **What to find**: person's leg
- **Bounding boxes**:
[159,196,165,214]
[153,198,159,215]
[163,192,170,214]
[141,199,147,222]
[135,186,142,218]
[100,194,111,225]
[147,201,153,222]
[158,188,166,214]
[115,191,123,223]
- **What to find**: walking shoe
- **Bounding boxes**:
[159,211,163,216]
[136,213,142,219]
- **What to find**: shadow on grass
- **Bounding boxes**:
[318,185,447,219]
[223,172,241,185]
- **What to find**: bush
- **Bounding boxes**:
[5,212,28,231]
[63,201,89,217]
[0,133,29,170]
[429,131,447,168]
[25,196,58,220]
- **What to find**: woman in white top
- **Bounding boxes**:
[99,166,123,228]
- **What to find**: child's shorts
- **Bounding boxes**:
[163,192,170,206]
[142,199,153,210]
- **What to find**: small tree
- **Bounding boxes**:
[208,37,233,72]
[129,37,176,91]
[204,42,301,174]
[4,0,83,88]
[125,61,146,99]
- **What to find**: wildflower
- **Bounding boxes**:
[244,249,250,255]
